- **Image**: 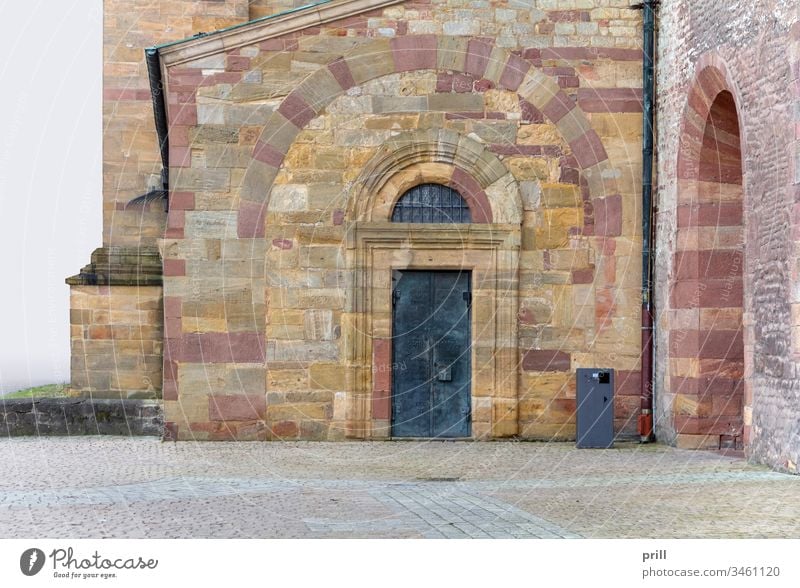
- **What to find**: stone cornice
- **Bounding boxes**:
[158,0,406,68]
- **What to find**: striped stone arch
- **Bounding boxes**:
[676,55,747,186]
[670,52,749,449]
[237,35,620,238]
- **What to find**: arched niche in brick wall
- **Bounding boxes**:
[671,60,746,450]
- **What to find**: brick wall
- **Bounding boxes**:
[655,0,800,470]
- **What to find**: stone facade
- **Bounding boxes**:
[149,0,645,441]
[66,0,798,469]
[655,0,800,471]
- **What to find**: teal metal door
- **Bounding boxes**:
[391,270,472,438]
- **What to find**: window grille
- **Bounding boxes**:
[390,183,471,223]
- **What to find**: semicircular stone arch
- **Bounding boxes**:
[348,128,523,225]
[237,35,619,238]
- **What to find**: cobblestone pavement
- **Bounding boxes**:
[1,438,798,538]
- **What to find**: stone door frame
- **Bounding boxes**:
[344,222,520,439]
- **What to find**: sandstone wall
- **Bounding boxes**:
[655,0,800,470]
[103,0,251,247]
[70,285,163,398]
[155,0,646,440]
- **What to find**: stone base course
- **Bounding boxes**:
[0,399,163,437]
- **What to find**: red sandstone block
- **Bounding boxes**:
[711,394,744,417]
[270,420,299,438]
[673,250,699,280]
[227,55,251,71]
[166,210,184,232]
[169,146,191,168]
[669,376,700,395]
[593,194,622,236]
[436,72,454,92]
[698,250,744,279]
[372,338,391,393]
[541,92,575,123]
[465,39,492,78]
[698,330,744,360]
[171,104,197,126]
[577,88,643,113]
[373,389,390,421]
[520,100,545,123]
[170,126,190,147]
[615,370,642,396]
[164,296,181,318]
[522,350,571,372]
[669,329,700,357]
[163,259,186,277]
[103,88,152,101]
[670,280,704,310]
[454,73,475,93]
[699,278,743,308]
[209,394,266,421]
[162,379,178,401]
[332,209,345,225]
[238,200,266,239]
[391,35,437,72]
[570,130,607,168]
[278,92,316,129]
[473,78,494,92]
[170,192,195,211]
[272,238,293,250]
[218,332,266,363]
[164,317,181,339]
[253,141,285,166]
[698,376,742,397]
[571,266,594,284]
[451,168,491,222]
[499,54,530,92]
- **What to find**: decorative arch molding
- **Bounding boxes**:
[347,128,523,225]
[236,35,619,239]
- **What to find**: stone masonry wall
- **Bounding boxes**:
[155,0,646,440]
[103,0,252,247]
[70,285,163,398]
[655,0,800,470]
[1,398,163,437]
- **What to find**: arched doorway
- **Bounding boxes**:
[671,81,745,449]
[390,184,473,438]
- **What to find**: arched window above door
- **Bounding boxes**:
[390,183,471,223]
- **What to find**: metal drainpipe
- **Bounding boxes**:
[633,0,658,442]
[145,47,169,211]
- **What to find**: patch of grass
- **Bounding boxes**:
[3,383,70,399]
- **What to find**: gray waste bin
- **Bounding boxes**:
[576,368,614,448]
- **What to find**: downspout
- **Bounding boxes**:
[634,0,658,442]
[145,47,169,210]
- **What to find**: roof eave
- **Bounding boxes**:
[156,0,406,68]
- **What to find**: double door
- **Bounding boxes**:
[391,270,472,438]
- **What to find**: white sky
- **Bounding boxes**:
[0,1,103,393]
